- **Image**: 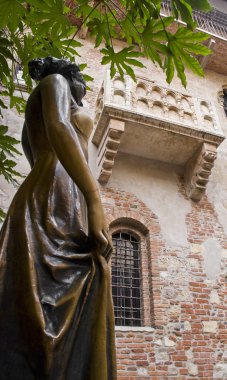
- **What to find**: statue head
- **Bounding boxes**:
[28,57,86,106]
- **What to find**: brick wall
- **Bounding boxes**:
[100,181,227,379]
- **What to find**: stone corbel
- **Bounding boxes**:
[185,142,217,201]
[97,118,125,184]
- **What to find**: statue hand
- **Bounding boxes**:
[87,199,113,261]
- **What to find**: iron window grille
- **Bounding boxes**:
[111,232,142,326]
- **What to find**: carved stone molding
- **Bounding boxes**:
[185,143,217,201]
[92,72,225,200]
[93,72,224,148]
[97,118,125,184]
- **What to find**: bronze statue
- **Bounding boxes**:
[0,57,116,380]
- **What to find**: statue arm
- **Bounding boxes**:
[40,74,99,203]
[22,122,34,168]
[40,73,112,258]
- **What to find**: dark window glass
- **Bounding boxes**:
[111,232,142,326]
[223,89,227,117]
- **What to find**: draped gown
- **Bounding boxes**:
[0,80,116,380]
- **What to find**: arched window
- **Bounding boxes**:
[111,232,142,326]
[223,89,227,117]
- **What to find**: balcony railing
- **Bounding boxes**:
[161,0,227,40]
[93,72,224,144]
[92,71,225,201]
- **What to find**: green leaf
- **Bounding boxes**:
[120,17,141,45]
[150,17,175,33]
[173,55,187,87]
[0,125,8,135]
[87,17,117,48]
[12,34,34,67]
[0,150,22,184]
[0,32,13,80]
[141,19,174,66]
[28,0,71,36]
[101,45,144,81]
[171,0,179,19]
[0,0,26,31]
[0,135,22,186]
[0,208,6,223]
[110,62,117,78]
[187,0,212,12]
[0,125,21,156]
[174,44,204,76]
[0,99,7,110]
[151,41,170,55]
[0,46,14,61]
[172,0,196,29]
[0,37,12,47]
[175,41,212,55]
[0,55,10,78]
[166,24,210,86]
[75,0,100,21]
[174,27,210,42]
[165,55,174,84]
[125,0,162,21]
[0,98,7,117]
[82,74,94,83]
[79,64,87,71]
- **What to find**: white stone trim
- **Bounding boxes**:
[115,326,155,332]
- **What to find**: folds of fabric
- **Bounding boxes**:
[0,154,116,380]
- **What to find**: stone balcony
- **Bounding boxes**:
[92,72,225,201]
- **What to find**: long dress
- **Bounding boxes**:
[0,84,116,380]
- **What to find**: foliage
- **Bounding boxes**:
[0,125,22,185]
[0,124,22,221]
[0,0,212,94]
[0,0,212,218]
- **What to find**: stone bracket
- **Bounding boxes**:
[185,142,217,201]
[97,118,125,184]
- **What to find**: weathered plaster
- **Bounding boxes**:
[202,238,222,281]
[213,364,227,379]
[108,152,191,247]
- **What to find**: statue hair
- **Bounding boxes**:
[28,57,86,105]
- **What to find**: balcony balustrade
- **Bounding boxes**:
[161,0,227,40]
[92,72,225,201]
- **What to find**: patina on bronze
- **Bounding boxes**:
[0,57,116,380]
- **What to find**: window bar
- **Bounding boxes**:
[112,232,142,326]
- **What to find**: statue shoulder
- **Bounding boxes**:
[39,73,69,90]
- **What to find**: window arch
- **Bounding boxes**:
[111,231,142,326]
[223,89,227,117]
[218,88,227,119]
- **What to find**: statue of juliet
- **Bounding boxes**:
[0,56,116,380]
